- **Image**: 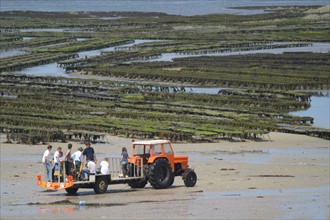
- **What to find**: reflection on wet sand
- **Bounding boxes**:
[38,207,75,214]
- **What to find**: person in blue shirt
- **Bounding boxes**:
[82,141,97,165]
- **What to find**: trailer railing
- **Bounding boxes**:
[109,157,122,178]
[130,157,144,178]
[108,157,143,179]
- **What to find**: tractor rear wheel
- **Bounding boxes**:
[183,169,197,187]
[128,178,148,188]
[65,187,78,195]
[94,177,108,194]
[168,175,175,187]
[148,158,174,189]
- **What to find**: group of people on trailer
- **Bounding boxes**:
[42,141,129,182]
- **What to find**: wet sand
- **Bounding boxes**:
[0,132,329,219]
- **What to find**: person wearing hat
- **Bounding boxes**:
[71,147,83,171]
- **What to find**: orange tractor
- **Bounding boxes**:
[38,140,197,194]
[127,140,197,189]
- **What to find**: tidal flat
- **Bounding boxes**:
[0,132,329,219]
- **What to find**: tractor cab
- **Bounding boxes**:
[129,140,175,171]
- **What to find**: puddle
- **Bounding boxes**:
[15,63,69,77]
[76,38,88,41]
[15,39,161,77]
[22,37,35,41]
[37,206,76,214]
[290,93,330,129]
[27,199,126,207]
[20,28,93,33]
[0,49,29,58]
[79,17,125,20]
[1,37,87,58]
[183,87,227,94]
[135,86,227,94]
[0,93,18,99]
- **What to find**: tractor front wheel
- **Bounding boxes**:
[183,169,197,187]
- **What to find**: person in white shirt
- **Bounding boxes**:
[42,145,53,182]
[100,157,109,174]
[80,158,95,180]
[71,147,83,171]
[52,147,62,180]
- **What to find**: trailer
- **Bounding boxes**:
[38,157,144,195]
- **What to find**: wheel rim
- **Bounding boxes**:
[99,181,106,191]
[184,171,197,187]
[188,173,196,185]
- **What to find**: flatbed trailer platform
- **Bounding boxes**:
[38,157,144,194]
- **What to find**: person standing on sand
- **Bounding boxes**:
[82,141,97,164]
[42,145,53,182]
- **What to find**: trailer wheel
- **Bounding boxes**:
[65,187,78,195]
[183,169,197,187]
[94,177,108,194]
[148,158,173,189]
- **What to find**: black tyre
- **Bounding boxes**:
[183,169,197,187]
[65,187,78,195]
[94,177,108,194]
[148,158,173,189]
[128,178,148,188]
[168,173,175,187]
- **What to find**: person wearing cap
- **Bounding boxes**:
[71,147,83,171]
[82,141,97,164]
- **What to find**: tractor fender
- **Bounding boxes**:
[147,156,168,164]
